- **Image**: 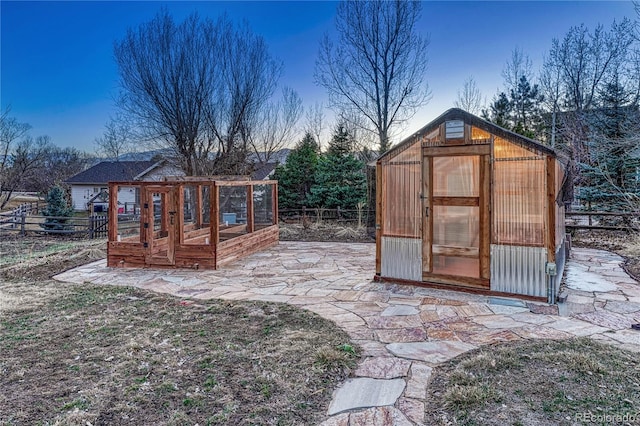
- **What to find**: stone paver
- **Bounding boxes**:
[327,378,406,415]
[386,341,476,364]
[354,357,412,379]
[54,242,640,425]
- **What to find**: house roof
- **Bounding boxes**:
[252,162,278,180]
[379,108,557,161]
[65,160,161,185]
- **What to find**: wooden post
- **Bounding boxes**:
[546,156,556,263]
[20,212,26,236]
[246,184,254,233]
[176,185,185,244]
[89,214,94,239]
[375,162,383,275]
[211,184,220,245]
[195,184,203,227]
[108,183,118,242]
[272,184,278,225]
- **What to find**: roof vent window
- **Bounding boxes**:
[445,120,464,139]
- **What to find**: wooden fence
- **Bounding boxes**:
[0,212,109,238]
[279,207,375,227]
[565,211,640,231]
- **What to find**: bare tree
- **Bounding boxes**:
[315,0,430,153]
[304,101,326,151]
[1,135,52,209]
[454,76,485,114]
[502,48,534,92]
[541,19,636,194]
[248,87,303,164]
[546,20,634,113]
[94,115,135,160]
[1,108,32,208]
[114,11,281,176]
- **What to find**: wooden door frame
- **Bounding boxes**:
[143,185,177,266]
[422,145,491,288]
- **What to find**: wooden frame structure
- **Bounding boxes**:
[107,178,278,270]
[376,109,567,302]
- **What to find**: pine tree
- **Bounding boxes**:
[483,76,544,139]
[272,133,319,209]
[482,92,511,129]
[510,75,544,138]
[579,80,640,211]
[41,185,74,233]
[308,125,367,210]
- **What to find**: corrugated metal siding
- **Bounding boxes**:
[381,236,422,281]
[490,244,547,297]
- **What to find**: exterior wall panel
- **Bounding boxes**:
[490,244,547,297]
[381,236,422,282]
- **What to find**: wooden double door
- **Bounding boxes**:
[422,146,490,287]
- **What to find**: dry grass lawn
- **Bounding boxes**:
[424,338,640,426]
[0,236,358,425]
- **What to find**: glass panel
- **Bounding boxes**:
[432,256,480,278]
[471,126,491,141]
[433,206,479,248]
[116,185,141,241]
[253,184,274,227]
[201,185,211,225]
[183,185,208,245]
[152,193,165,235]
[219,185,248,241]
[382,141,421,237]
[433,156,479,197]
[494,137,536,158]
[422,128,441,146]
[493,159,545,245]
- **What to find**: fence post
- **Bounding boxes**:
[20,212,26,236]
[89,215,95,239]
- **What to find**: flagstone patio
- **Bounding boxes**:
[54,243,640,426]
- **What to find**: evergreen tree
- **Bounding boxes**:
[272,133,319,209]
[41,185,74,233]
[308,125,366,210]
[482,92,511,129]
[510,75,544,138]
[483,76,544,139]
[578,81,640,211]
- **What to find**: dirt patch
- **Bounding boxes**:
[0,236,359,425]
[0,235,106,281]
[424,338,640,426]
[279,223,374,243]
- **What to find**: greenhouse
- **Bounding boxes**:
[375,108,567,302]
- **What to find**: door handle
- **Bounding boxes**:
[425,207,429,217]
[169,211,176,225]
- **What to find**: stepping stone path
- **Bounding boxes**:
[55,243,640,425]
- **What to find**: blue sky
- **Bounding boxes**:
[1,1,636,152]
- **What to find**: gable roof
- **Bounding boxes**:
[380,108,557,161]
[252,162,278,180]
[65,160,161,185]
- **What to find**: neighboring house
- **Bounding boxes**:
[65,160,184,211]
[252,162,278,180]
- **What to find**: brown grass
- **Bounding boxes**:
[424,338,640,426]
[0,237,358,425]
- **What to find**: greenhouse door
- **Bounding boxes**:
[143,185,177,266]
[422,149,490,287]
